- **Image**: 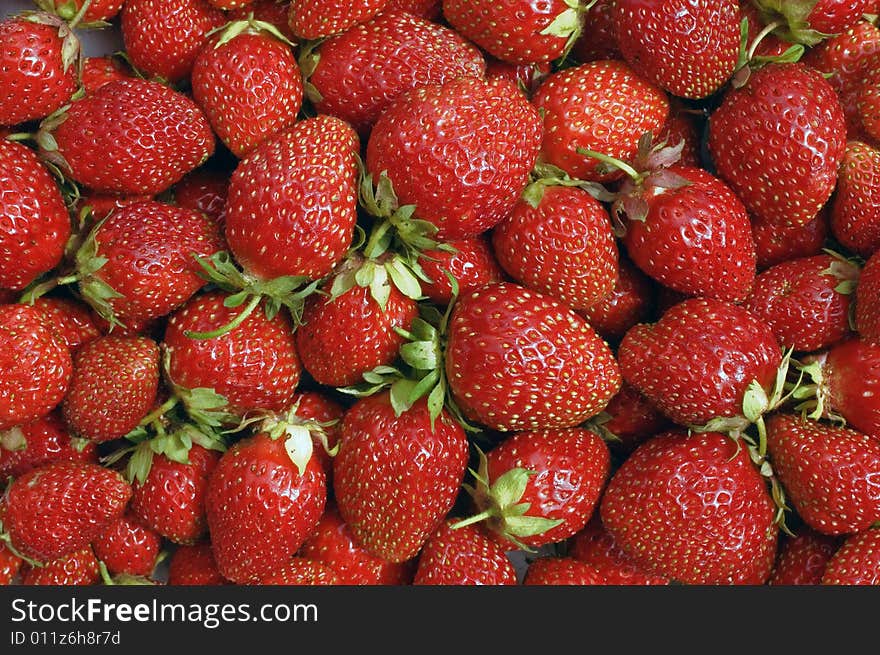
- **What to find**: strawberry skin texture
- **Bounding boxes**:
[310,10,485,136]
[366,77,542,239]
[752,207,830,272]
[192,31,303,159]
[0,542,22,585]
[260,558,341,585]
[709,62,847,228]
[857,250,880,345]
[0,412,97,479]
[0,304,72,431]
[0,139,70,292]
[333,393,469,563]
[22,548,100,586]
[445,282,622,432]
[31,296,102,352]
[571,0,620,63]
[523,557,607,586]
[822,338,880,436]
[3,461,131,563]
[288,0,390,40]
[91,513,161,577]
[533,60,669,183]
[769,528,841,585]
[600,431,779,585]
[225,115,360,281]
[62,336,160,443]
[49,79,216,196]
[618,297,782,427]
[492,185,619,310]
[412,520,517,585]
[821,529,880,585]
[568,516,669,585]
[590,382,671,453]
[167,542,227,585]
[806,0,874,36]
[163,291,302,417]
[419,237,504,306]
[205,432,327,583]
[614,0,740,99]
[831,140,880,257]
[577,257,656,345]
[229,1,297,42]
[173,169,229,226]
[80,56,133,95]
[386,0,441,20]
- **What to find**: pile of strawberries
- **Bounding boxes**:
[1,0,880,587]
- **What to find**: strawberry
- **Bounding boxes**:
[619,297,784,431]
[491,183,619,310]
[0,139,70,292]
[445,282,621,432]
[289,392,345,482]
[532,60,669,183]
[61,336,160,443]
[91,513,161,577]
[41,78,216,196]
[121,0,226,83]
[752,207,830,272]
[568,516,670,585]
[35,0,124,23]
[259,558,340,585]
[0,412,96,479]
[744,254,858,353]
[191,20,303,159]
[229,1,297,42]
[456,428,610,549]
[522,557,607,585]
[769,528,841,585]
[601,430,779,584]
[167,542,226,585]
[419,237,504,306]
[412,520,517,585]
[287,0,389,40]
[205,431,327,583]
[821,528,880,585]
[333,393,469,563]
[0,13,79,127]
[173,168,229,226]
[76,192,152,224]
[306,10,485,136]
[831,140,880,257]
[586,382,671,453]
[366,77,542,240]
[386,0,441,20]
[657,103,703,168]
[31,296,101,351]
[442,0,585,65]
[298,505,415,585]
[2,461,131,563]
[576,256,656,344]
[752,0,874,45]
[80,56,133,94]
[571,0,620,63]
[708,62,847,228]
[856,250,880,344]
[613,0,740,99]
[130,444,220,545]
[22,547,99,586]
[0,542,22,585]
[0,304,72,431]
[224,115,359,281]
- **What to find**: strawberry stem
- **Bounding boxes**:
[577,148,641,181]
[67,0,93,30]
[747,20,783,61]
[449,508,495,530]
[184,294,262,340]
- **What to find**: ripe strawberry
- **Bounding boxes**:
[173,168,229,226]
[0,412,97,479]
[2,461,131,563]
[753,0,873,44]
[31,296,101,352]
[298,505,415,585]
[821,528,880,585]
[708,62,847,228]
[191,22,303,158]
[80,56,133,94]
[412,520,517,585]
[121,0,226,83]
[523,557,607,585]
[619,297,783,430]
[386,0,441,20]
[419,237,504,306]
[571,0,619,63]
[613,0,740,99]
[167,542,227,585]
[333,393,469,563]
[307,10,485,135]
[22,547,100,586]
[0,304,72,431]
[831,140,880,257]
[366,77,542,239]
[0,13,79,127]
[205,431,327,583]
[568,516,670,585]
[601,430,779,584]
[229,1,297,42]
[41,78,216,196]
[769,528,841,585]
[446,282,621,432]
[91,513,161,577]
[224,115,359,281]
[0,139,70,292]
[443,0,584,65]
[35,0,124,23]
[491,184,619,310]
[586,382,671,453]
[260,558,340,585]
[752,207,830,272]
[289,392,344,482]
[857,250,880,344]
[576,256,656,344]
[657,102,703,168]
[0,542,22,585]
[484,58,551,98]
[287,0,389,39]
[76,192,152,224]
[130,444,220,545]
[532,60,669,183]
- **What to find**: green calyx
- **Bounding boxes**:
[752,0,831,46]
[207,14,297,50]
[0,427,27,452]
[256,400,339,476]
[819,249,862,295]
[161,348,239,430]
[733,15,805,88]
[539,0,591,65]
[786,354,846,425]
[297,38,324,105]
[98,561,157,586]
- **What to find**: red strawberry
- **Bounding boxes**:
[601,430,779,584]
[287,0,389,39]
[0,139,70,292]
[753,0,873,44]
[491,183,619,310]
[31,296,101,352]
[0,542,22,585]
[0,13,79,127]
[412,520,517,585]
[121,0,226,83]
[522,557,607,585]
[2,461,131,563]
[366,77,542,239]
[229,1,297,42]
[41,78,216,196]
[298,505,415,585]
[386,0,441,20]
[821,528,880,585]
[484,58,551,98]
[22,547,100,586]
[769,528,841,585]
[442,0,584,65]
[613,0,740,99]
[260,558,340,585]
[173,168,229,226]
[419,237,504,306]
[77,192,152,224]
[36,0,124,23]
[532,60,669,183]
[571,0,620,64]
[446,282,622,432]
[752,207,830,272]
[586,382,671,453]
[80,56,133,94]
[289,392,345,482]
[167,542,227,585]
[224,115,359,281]
[831,140,880,257]
[657,102,703,168]
[333,393,469,563]
[91,513,161,577]
[708,62,847,228]
[0,412,97,479]
[191,22,303,158]
[307,10,485,136]
[576,256,656,344]
[857,250,880,344]
[0,304,71,431]
[205,431,327,583]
